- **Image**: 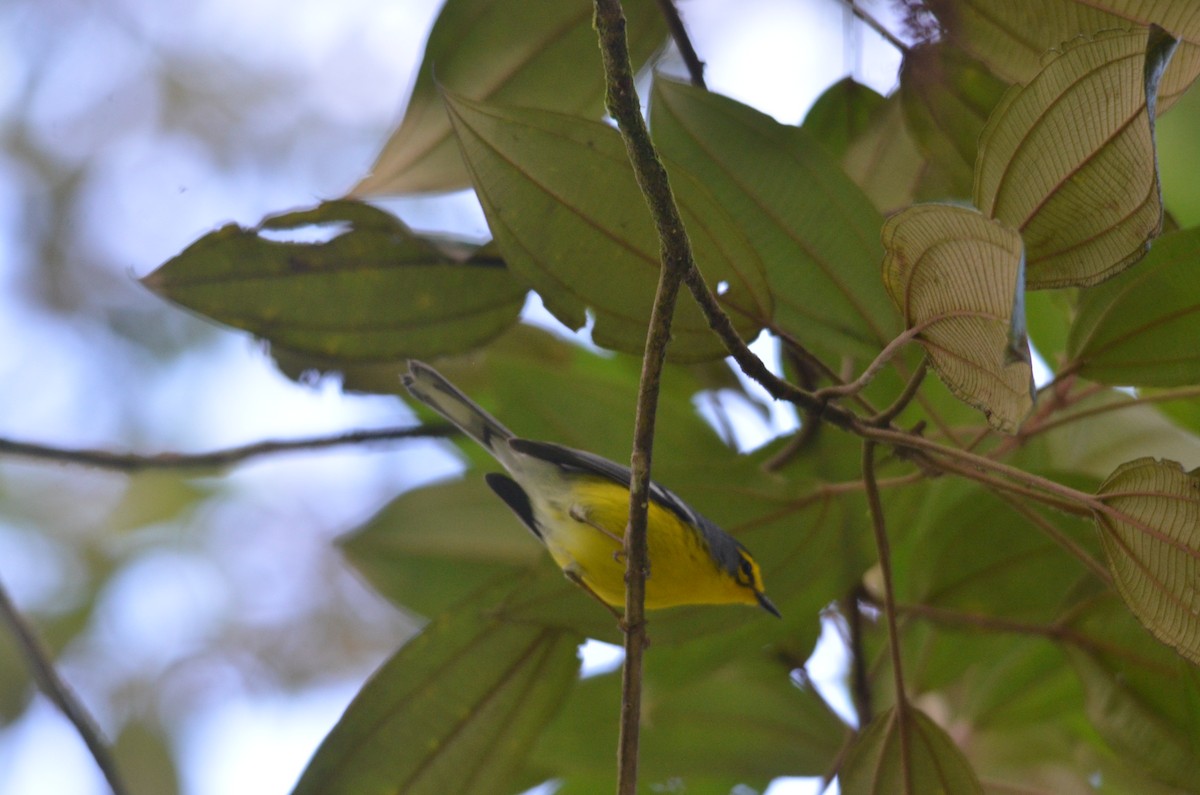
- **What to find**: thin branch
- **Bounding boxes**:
[845,585,873,728]
[1020,384,1200,440]
[0,580,130,795]
[859,425,1099,514]
[861,441,912,791]
[871,358,928,426]
[845,0,910,55]
[814,323,927,403]
[593,2,694,792]
[0,425,453,472]
[655,0,706,87]
[993,490,1113,585]
[894,602,1178,672]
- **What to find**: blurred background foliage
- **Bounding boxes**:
[6,0,1200,793]
[0,1,907,793]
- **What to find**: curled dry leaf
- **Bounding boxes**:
[882,203,1033,433]
[1094,457,1200,665]
[974,28,1180,288]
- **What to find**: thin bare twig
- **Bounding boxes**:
[862,441,912,791]
[846,585,873,727]
[0,580,130,795]
[844,0,910,54]
[593,2,694,792]
[656,0,706,87]
[0,425,453,472]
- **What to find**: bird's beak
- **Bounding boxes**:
[756,591,782,618]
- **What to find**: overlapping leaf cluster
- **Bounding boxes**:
[144,0,1200,792]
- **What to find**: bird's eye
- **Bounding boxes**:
[737,556,754,585]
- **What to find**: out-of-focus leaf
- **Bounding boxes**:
[104,472,208,532]
[444,93,772,362]
[1022,387,1200,479]
[142,200,526,364]
[114,721,180,795]
[925,0,1200,108]
[899,42,1009,196]
[350,0,665,195]
[809,85,941,215]
[1094,457,1200,664]
[0,621,31,724]
[841,706,983,794]
[339,478,545,619]
[881,203,1033,433]
[895,478,1099,624]
[530,655,847,788]
[650,77,896,361]
[974,28,1180,288]
[802,77,888,161]
[1158,73,1200,228]
[1067,595,1200,791]
[1088,1,1200,43]
[1066,226,1200,386]
[1023,287,1075,370]
[291,582,581,795]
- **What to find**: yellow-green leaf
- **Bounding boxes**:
[650,77,896,361]
[1067,596,1200,791]
[444,93,772,362]
[142,200,527,363]
[841,706,983,795]
[291,583,581,795]
[882,204,1033,433]
[974,28,1179,288]
[925,0,1200,108]
[531,655,848,786]
[899,42,1009,197]
[1094,457,1200,664]
[1067,226,1200,386]
[1088,1,1200,43]
[807,84,956,215]
[802,77,888,161]
[339,478,545,619]
[350,0,665,195]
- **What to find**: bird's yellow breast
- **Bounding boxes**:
[534,475,756,610]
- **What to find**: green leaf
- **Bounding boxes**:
[805,85,941,215]
[350,0,666,195]
[925,0,1200,108]
[142,200,526,364]
[898,42,1009,197]
[881,203,1033,433]
[443,92,772,362]
[974,28,1180,288]
[1066,226,1200,386]
[650,77,897,361]
[1086,1,1200,43]
[292,582,581,795]
[924,0,1121,84]
[802,77,888,161]
[114,721,180,795]
[339,478,546,619]
[1067,596,1200,792]
[530,655,847,788]
[1094,457,1200,664]
[840,706,983,795]
[895,478,1099,624]
[1023,286,1075,369]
